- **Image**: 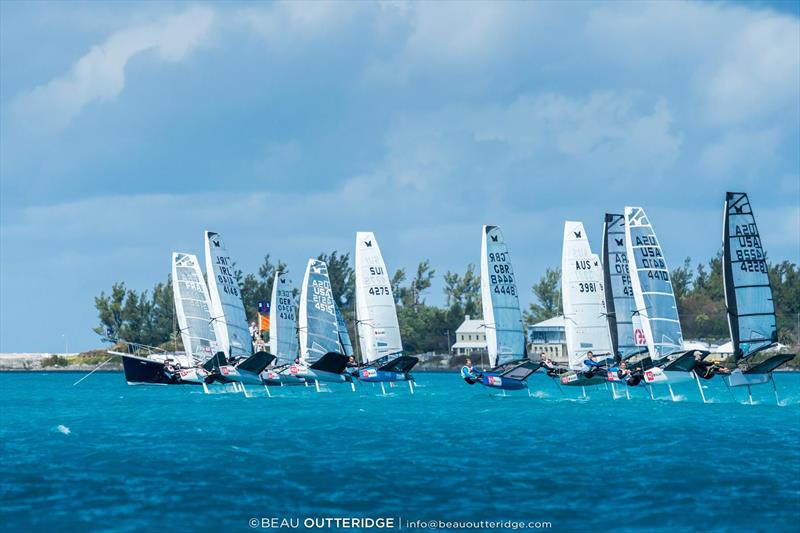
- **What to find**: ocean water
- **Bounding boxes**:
[1,371,799,532]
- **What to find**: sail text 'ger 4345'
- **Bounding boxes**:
[354,232,418,392]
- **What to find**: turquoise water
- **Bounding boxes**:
[1,372,799,532]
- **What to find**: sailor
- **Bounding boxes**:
[691,351,730,380]
[460,358,481,384]
[249,321,258,342]
[346,355,359,377]
[539,353,559,377]
[581,351,604,379]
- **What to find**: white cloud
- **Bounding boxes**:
[9,6,214,131]
[704,11,800,126]
[378,91,681,193]
[699,127,782,178]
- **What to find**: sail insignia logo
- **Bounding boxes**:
[365,241,372,247]
[615,238,624,246]
[491,234,499,242]
[574,230,582,238]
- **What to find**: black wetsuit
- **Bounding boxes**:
[692,360,716,380]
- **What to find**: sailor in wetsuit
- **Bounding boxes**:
[539,353,559,377]
[615,360,643,386]
[346,355,359,378]
[460,358,482,384]
[690,351,730,379]
[581,352,605,379]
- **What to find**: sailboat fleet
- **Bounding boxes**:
[111,192,793,403]
[460,192,793,404]
[113,229,418,396]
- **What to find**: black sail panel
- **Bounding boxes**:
[722,192,777,361]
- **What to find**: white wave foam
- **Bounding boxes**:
[55,425,71,435]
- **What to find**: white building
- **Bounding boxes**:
[450,315,487,356]
[527,316,568,365]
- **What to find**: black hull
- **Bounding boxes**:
[122,355,178,385]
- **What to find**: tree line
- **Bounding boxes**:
[93,252,799,353]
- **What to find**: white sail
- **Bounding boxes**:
[172,252,220,365]
[561,221,613,371]
[624,207,683,361]
[269,271,298,365]
[204,231,252,359]
[355,232,403,364]
[480,225,526,368]
[298,259,340,365]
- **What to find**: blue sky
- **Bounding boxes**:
[1,1,798,352]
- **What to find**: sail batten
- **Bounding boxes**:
[562,221,613,370]
[298,259,341,364]
[204,231,252,359]
[270,272,299,365]
[722,192,777,361]
[623,207,683,361]
[172,252,220,365]
[355,232,402,364]
[480,225,526,368]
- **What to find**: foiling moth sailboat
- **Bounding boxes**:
[623,208,703,401]
[114,252,222,386]
[601,214,650,397]
[285,258,353,391]
[203,231,274,393]
[170,252,221,384]
[262,271,304,385]
[353,232,418,395]
[558,221,615,391]
[469,225,538,393]
[721,192,794,404]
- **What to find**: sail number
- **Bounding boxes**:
[277,294,295,321]
[311,280,334,314]
[578,282,598,293]
[368,286,390,296]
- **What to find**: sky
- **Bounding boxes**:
[1,0,798,353]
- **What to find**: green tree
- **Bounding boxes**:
[771,260,800,345]
[523,267,562,325]
[443,263,481,318]
[93,282,127,337]
[410,260,435,306]
[671,257,693,302]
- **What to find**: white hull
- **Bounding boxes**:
[643,368,696,384]
[280,364,345,384]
